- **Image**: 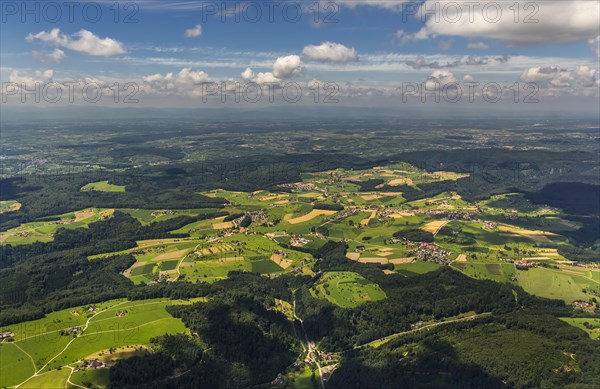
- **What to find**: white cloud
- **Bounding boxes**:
[26,28,125,57]
[463,74,476,82]
[425,70,457,89]
[520,65,597,90]
[142,68,212,96]
[241,67,254,81]
[32,48,66,63]
[410,1,599,46]
[240,55,303,86]
[9,69,54,84]
[185,24,202,38]
[253,72,280,85]
[272,55,303,78]
[302,42,358,63]
[467,42,489,50]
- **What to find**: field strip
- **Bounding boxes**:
[287,210,337,225]
[356,312,492,349]
[79,317,172,338]
[88,300,167,320]
[422,220,450,235]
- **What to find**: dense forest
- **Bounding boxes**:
[106,241,598,389]
[0,211,226,325]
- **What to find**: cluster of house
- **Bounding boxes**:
[87,358,104,369]
[15,231,32,237]
[116,310,128,317]
[290,235,309,247]
[573,300,594,309]
[147,275,170,285]
[407,242,452,264]
[1,331,14,341]
[482,221,498,230]
[279,182,316,191]
[151,210,176,217]
[514,259,537,270]
[62,326,82,336]
[414,209,476,220]
[51,219,72,225]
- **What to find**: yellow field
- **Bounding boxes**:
[213,221,234,229]
[358,257,389,264]
[136,238,191,248]
[153,249,189,261]
[219,256,244,262]
[498,224,559,244]
[422,220,450,235]
[389,211,414,218]
[271,253,292,269]
[287,210,337,224]
[346,252,361,261]
[389,257,415,264]
[360,211,377,226]
[361,194,383,201]
[388,178,414,186]
[86,345,149,364]
[454,254,467,262]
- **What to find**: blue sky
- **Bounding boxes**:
[1,0,599,108]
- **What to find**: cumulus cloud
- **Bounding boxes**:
[425,70,457,89]
[142,68,212,96]
[272,55,304,78]
[241,67,254,81]
[32,48,66,63]
[185,24,202,38]
[467,42,489,50]
[302,42,358,63]
[240,55,303,86]
[9,69,54,84]
[409,1,599,45]
[520,65,597,91]
[26,28,125,56]
[240,67,280,85]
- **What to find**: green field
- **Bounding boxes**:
[0,208,115,245]
[0,200,21,213]
[70,367,110,388]
[80,180,126,192]
[451,262,516,283]
[0,298,200,388]
[312,271,386,308]
[559,318,600,340]
[395,261,443,277]
[19,368,72,389]
[516,267,598,303]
